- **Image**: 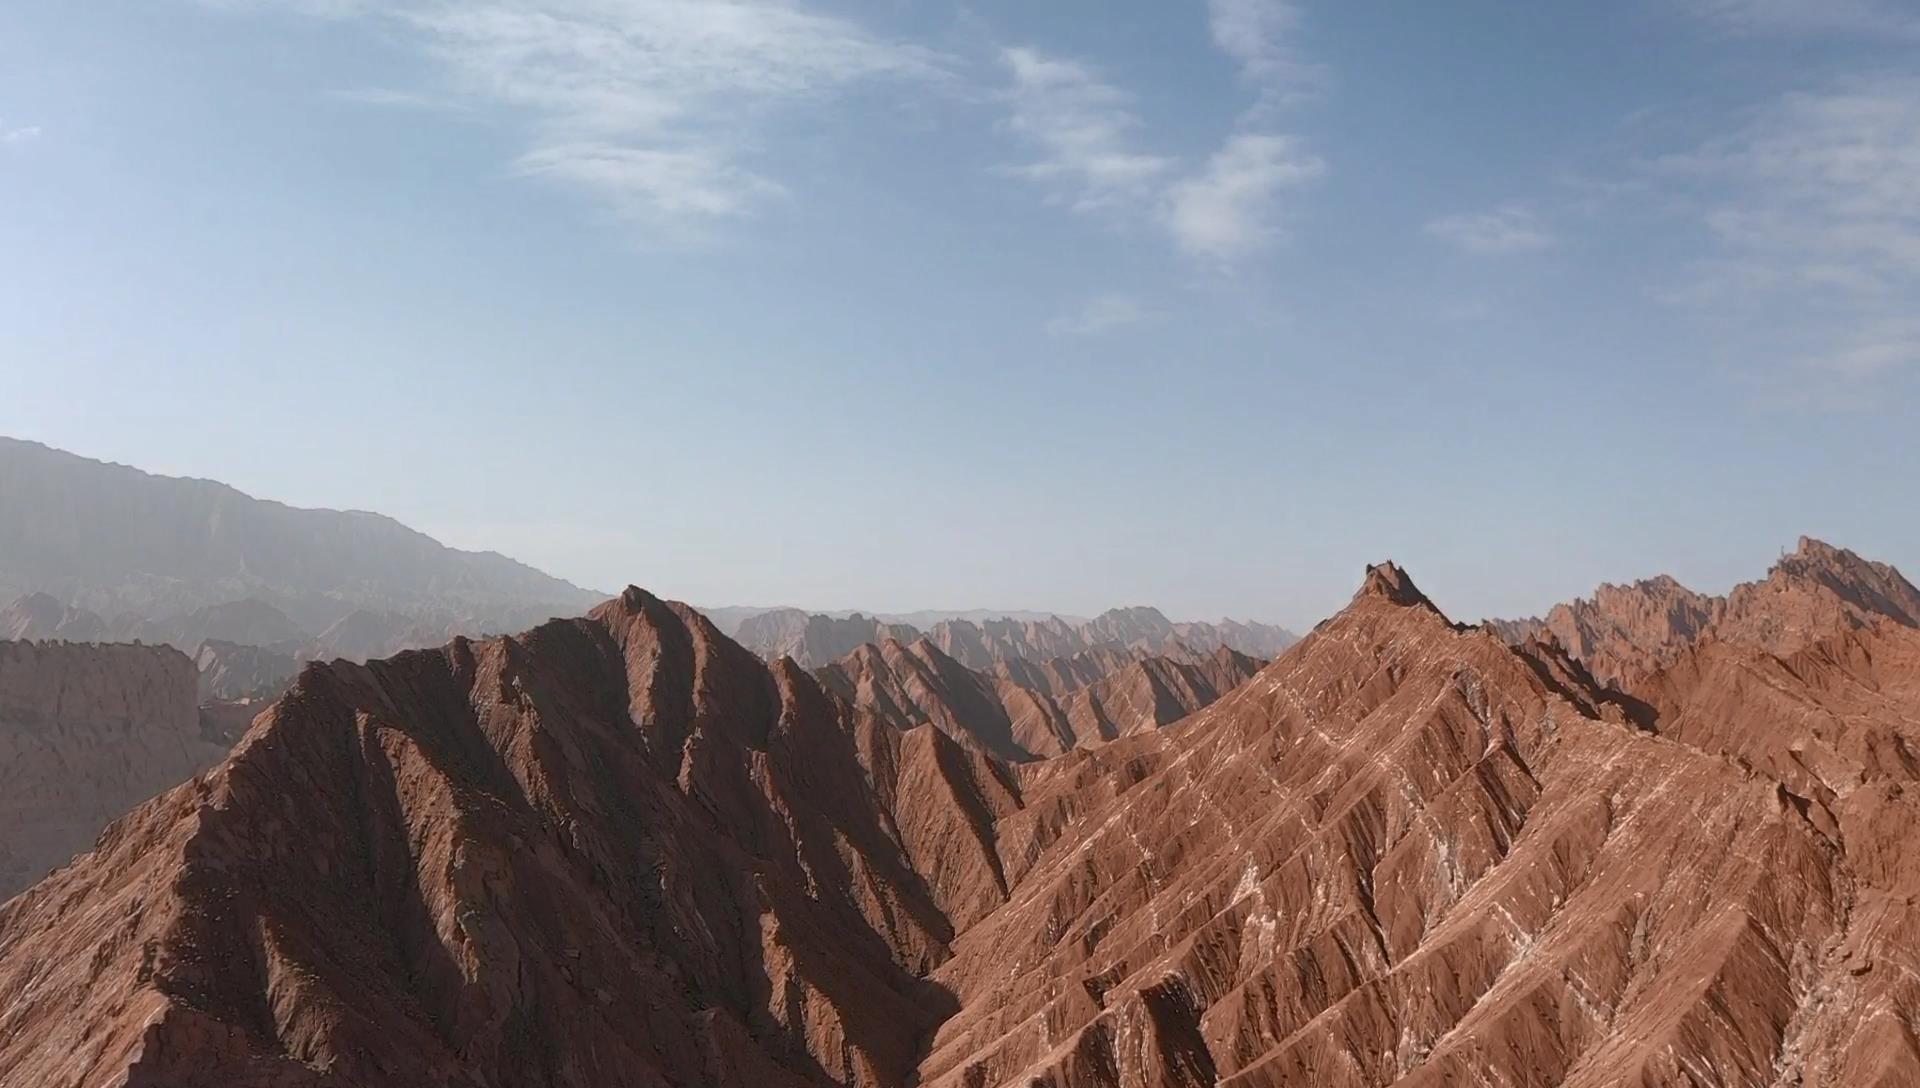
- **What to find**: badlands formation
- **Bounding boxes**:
[0,540,1917,1086]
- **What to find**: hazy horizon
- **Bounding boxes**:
[4,1,1915,628]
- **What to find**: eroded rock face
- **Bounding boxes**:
[0,591,954,1088]
[821,639,1265,761]
[4,558,1918,1088]
[0,640,223,898]
[1493,537,1920,688]
[1489,575,1718,687]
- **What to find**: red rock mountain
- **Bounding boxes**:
[0,640,229,898]
[820,639,1264,761]
[4,559,1918,1086]
[1494,537,1920,687]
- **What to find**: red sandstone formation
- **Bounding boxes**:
[1494,536,1920,687]
[3,554,1919,1087]
[822,638,1265,760]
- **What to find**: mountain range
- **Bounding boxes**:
[3,537,1918,1085]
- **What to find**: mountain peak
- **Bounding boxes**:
[1357,561,1432,609]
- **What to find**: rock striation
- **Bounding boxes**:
[3,553,1919,1087]
[819,639,1264,762]
[1493,537,1920,687]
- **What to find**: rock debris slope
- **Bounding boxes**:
[3,560,1918,1087]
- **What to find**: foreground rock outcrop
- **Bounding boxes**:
[3,556,1918,1087]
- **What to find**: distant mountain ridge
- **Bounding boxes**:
[737,604,1297,669]
[1492,536,1920,685]
[0,437,603,630]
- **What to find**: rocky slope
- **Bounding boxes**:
[1495,536,1920,687]
[3,560,1917,1086]
[0,640,227,898]
[819,639,1264,761]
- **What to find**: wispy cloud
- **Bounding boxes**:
[998,2,1327,262]
[1424,205,1556,255]
[325,87,469,112]
[1662,75,1920,292]
[1165,133,1323,259]
[1207,0,1325,107]
[1675,0,1920,38]
[207,0,945,236]
[1,124,42,144]
[1659,74,1920,401]
[1046,293,1153,336]
[998,47,1173,212]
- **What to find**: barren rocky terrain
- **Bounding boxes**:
[2,541,1917,1087]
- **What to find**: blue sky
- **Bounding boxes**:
[1,0,1915,627]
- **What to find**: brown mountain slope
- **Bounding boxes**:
[5,565,1918,1087]
[822,639,1265,759]
[0,640,226,898]
[818,638,1076,762]
[1494,537,1920,687]
[921,563,1916,1086]
[0,590,956,1088]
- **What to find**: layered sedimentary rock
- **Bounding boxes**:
[5,558,1918,1087]
[1495,536,1920,687]
[0,591,956,1088]
[822,639,1264,760]
[819,638,1077,762]
[0,640,225,897]
[1487,575,1718,687]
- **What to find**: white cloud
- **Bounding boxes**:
[1046,294,1152,337]
[325,87,468,112]
[998,47,1173,212]
[1663,75,1920,291]
[1164,133,1323,259]
[1676,0,1920,38]
[205,0,945,234]
[2,124,42,144]
[1803,318,1920,379]
[1657,74,1920,399]
[1424,205,1556,255]
[1207,0,1324,104]
[516,143,785,228]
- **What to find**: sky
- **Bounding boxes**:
[1,0,1916,629]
